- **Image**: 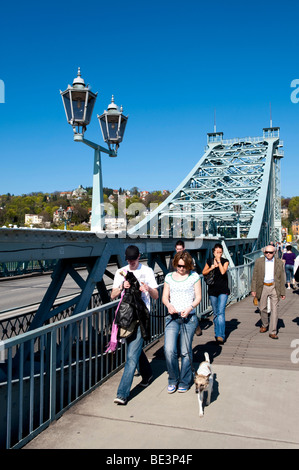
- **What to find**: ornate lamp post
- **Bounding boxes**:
[60,68,128,231]
[57,206,73,230]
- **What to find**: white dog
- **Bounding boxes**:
[194,352,214,417]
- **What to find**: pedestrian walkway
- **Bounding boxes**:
[25,289,299,449]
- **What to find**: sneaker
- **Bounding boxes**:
[139,375,153,387]
[167,385,177,394]
[114,397,127,405]
[178,387,188,393]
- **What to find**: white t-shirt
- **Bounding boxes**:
[164,271,200,313]
[113,263,158,311]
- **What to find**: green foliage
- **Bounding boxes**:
[0,187,171,227]
[281,196,299,223]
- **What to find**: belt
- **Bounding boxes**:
[263,282,274,286]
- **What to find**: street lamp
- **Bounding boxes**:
[57,206,73,230]
[98,95,128,153]
[60,68,128,231]
[60,68,97,138]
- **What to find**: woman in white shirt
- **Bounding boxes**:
[162,251,201,393]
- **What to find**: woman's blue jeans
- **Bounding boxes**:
[117,326,152,400]
[285,264,294,283]
[164,314,198,389]
[209,294,228,340]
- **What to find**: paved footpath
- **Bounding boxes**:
[25,288,299,450]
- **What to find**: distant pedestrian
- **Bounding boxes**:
[282,245,296,289]
[294,254,299,288]
[251,245,286,339]
[169,240,185,272]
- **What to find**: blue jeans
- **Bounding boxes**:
[285,264,294,283]
[164,314,198,389]
[117,326,152,400]
[209,294,228,340]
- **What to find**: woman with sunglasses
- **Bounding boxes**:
[162,250,201,393]
[202,243,230,344]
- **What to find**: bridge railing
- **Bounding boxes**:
[0,261,254,449]
[0,259,57,277]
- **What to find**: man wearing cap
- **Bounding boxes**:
[251,245,286,339]
[111,245,159,405]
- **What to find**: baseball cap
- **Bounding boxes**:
[125,245,140,260]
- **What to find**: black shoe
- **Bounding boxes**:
[139,375,153,387]
[195,325,202,336]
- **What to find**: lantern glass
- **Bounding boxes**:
[118,115,128,142]
[72,90,86,121]
[85,93,97,124]
[107,115,119,141]
[99,114,108,142]
[61,91,72,123]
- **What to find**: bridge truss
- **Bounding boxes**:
[129,127,283,249]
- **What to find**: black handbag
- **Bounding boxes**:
[204,270,215,286]
[295,266,299,282]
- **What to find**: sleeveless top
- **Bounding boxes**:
[206,257,230,296]
[164,271,200,313]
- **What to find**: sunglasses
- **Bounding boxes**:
[177,264,186,268]
[264,251,275,254]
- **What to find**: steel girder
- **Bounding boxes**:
[129,129,283,247]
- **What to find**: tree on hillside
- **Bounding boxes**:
[288,196,299,221]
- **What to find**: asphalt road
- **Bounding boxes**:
[0,271,89,313]
[0,262,164,314]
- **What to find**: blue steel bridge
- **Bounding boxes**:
[0,125,284,448]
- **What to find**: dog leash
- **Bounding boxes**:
[179,317,197,377]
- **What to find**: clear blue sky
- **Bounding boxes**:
[1,0,299,198]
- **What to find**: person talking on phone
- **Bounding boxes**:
[202,243,230,345]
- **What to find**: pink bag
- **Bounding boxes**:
[105,290,125,353]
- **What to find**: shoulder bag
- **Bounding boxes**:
[204,269,215,286]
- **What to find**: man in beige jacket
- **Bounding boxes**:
[251,245,286,339]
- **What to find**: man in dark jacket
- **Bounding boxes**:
[111,245,158,405]
[251,245,286,339]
